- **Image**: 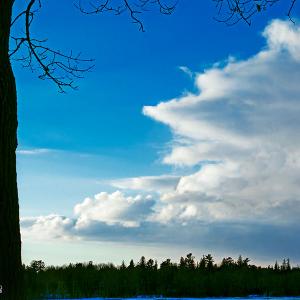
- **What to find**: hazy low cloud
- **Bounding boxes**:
[21,213,300,261]
[21,20,300,262]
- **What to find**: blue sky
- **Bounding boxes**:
[13,0,300,266]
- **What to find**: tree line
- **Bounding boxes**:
[24,253,300,299]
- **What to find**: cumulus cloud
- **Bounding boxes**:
[21,215,75,241]
[74,191,155,228]
[21,20,300,261]
[142,19,300,225]
[21,191,156,240]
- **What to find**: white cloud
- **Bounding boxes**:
[21,215,75,241]
[109,175,180,193]
[21,191,156,241]
[74,191,155,228]
[264,19,300,60]
[142,19,300,225]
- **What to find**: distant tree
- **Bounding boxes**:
[237,255,244,267]
[198,255,207,270]
[236,255,250,268]
[205,254,214,271]
[274,260,280,271]
[128,259,135,269]
[146,259,154,269]
[179,256,186,268]
[281,259,287,271]
[286,258,291,271]
[243,257,250,267]
[160,258,172,268]
[139,256,146,269]
[185,253,196,269]
[221,257,234,268]
[29,260,45,273]
[120,260,126,270]
[154,260,158,270]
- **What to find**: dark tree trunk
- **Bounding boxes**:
[0,1,24,299]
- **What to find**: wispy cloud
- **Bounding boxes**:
[108,175,180,193]
[178,66,194,78]
[17,148,53,155]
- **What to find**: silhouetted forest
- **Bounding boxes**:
[24,254,300,299]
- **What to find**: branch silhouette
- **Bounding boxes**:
[9,0,176,91]
[213,0,297,26]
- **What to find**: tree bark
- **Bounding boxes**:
[0,1,24,299]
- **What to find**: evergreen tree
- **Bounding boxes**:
[206,254,214,271]
[274,261,279,271]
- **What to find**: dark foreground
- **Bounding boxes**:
[24,254,300,299]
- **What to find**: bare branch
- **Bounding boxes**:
[10,0,175,90]
[10,0,94,92]
[75,0,176,32]
[287,0,297,23]
[213,0,297,26]
[11,11,26,27]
